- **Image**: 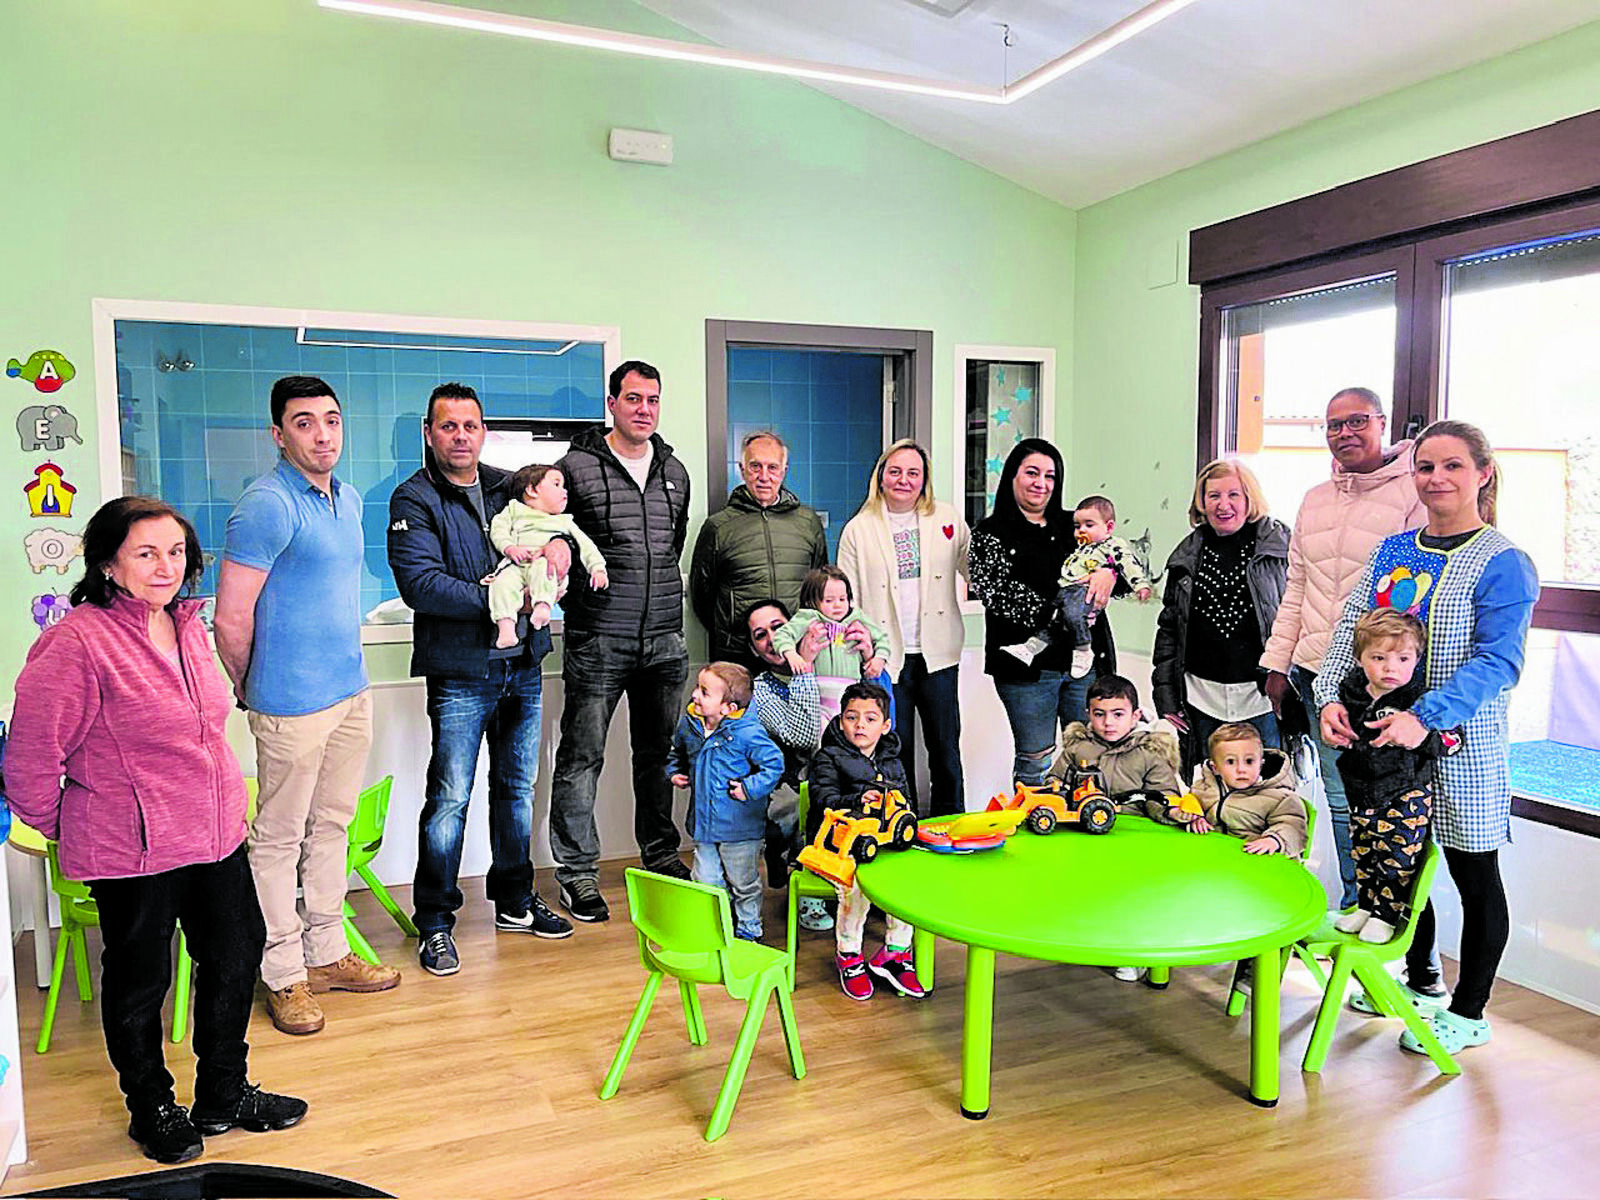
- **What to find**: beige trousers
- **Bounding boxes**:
[247,689,373,991]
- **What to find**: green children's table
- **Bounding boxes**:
[855,815,1327,1117]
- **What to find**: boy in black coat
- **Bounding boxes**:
[1333,610,1462,945]
[807,682,925,1002]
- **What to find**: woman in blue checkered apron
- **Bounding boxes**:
[1316,421,1539,1056]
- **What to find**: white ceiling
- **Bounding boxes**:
[632,0,1600,208]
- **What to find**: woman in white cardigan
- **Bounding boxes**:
[838,440,971,817]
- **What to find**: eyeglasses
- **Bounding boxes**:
[1324,413,1382,434]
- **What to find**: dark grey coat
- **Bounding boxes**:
[1151,516,1290,718]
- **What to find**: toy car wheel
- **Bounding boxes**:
[1080,799,1116,834]
[891,812,917,846]
[852,835,879,863]
[1026,807,1058,835]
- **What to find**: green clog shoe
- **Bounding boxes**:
[1400,1010,1490,1055]
[1349,982,1449,1017]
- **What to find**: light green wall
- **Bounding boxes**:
[0,0,1075,691]
[1072,20,1600,657]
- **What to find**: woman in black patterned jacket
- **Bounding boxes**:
[969,439,1116,786]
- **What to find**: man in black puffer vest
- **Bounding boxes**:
[549,361,693,922]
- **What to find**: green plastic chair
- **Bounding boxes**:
[342,775,418,964]
[1300,839,1458,1075]
[784,783,837,989]
[1144,796,1327,1003]
[786,782,935,990]
[600,868,805,1142]
[1217,795,1326,1015]
[38,842,193,1053]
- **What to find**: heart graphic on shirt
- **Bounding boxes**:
[942,524,954,540]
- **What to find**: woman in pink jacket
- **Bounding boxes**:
[1259,387,1426,912]
[9,497,305,1165]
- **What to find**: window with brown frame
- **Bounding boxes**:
[1192,109,1600,636]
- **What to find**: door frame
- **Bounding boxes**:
[703,319,933,513]
[951,343,1057,614]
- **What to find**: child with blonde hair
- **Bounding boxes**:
[668,662,784,941]
[1331,608,1462,944]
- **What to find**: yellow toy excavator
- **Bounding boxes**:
[797,787,918,888]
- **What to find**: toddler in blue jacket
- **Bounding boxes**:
[668,662,785,941]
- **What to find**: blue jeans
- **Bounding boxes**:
[415,661,541,935]
[694,840,764,940]
[1058,669,1094,729]
[994,670,1070,786]
[893,655,964,819]
[549,631,688,884]
[1290,664,1358,909]
[1182,704,1280,782]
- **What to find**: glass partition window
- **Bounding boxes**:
[963,359,1043,531]
[1217,275,1397,525]
[1441,230,1600,587]
[724,346,886,558]
[113,320,608,620]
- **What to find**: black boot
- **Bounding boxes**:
[128,1101,204,1164]
[191,1082,308,1135]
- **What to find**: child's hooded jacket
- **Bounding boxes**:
[668,703,784,844]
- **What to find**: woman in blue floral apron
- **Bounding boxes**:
[1316,421,1538,1056]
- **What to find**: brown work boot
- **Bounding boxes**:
[267,981,325,1035]
[306,953,401,994]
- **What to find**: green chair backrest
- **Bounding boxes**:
[1383,838,1442,960]
[795,782,810,839]
[347,776,394,849]
[624,868,736,981]
[45,841,96,916]
[1303,794,1318,860]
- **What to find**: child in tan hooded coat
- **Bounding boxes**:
[1167,722,1307,857]
[1050,675,1182,815]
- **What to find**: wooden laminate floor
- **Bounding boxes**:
[6,861,1600,1199]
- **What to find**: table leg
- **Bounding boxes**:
[29,854,51,988]
[913,926,934,992]
[960,946,995,1120]
[1248,948,1280,1107]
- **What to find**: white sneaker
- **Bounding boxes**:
[1069,646,1095,678]
[1334,908,1371,934]
[1001,641,1038,666]
[1358,917,1397,944]
[797,897,834,932]
[1112,966,1144,982]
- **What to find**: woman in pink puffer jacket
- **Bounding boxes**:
[1259,387,1426,910]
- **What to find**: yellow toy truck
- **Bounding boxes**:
[798,787,918,888]
[986,759,1118,835]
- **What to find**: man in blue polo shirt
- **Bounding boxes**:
[216,375,400,1038]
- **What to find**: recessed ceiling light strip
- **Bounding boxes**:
[318,0,1199,106]
[319,0,1005,102]
[1003,0,1200,102]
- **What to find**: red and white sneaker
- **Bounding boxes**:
[836,953,874,1001]
[867,947,927,998]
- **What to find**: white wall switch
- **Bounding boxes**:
[608,128,674,166]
